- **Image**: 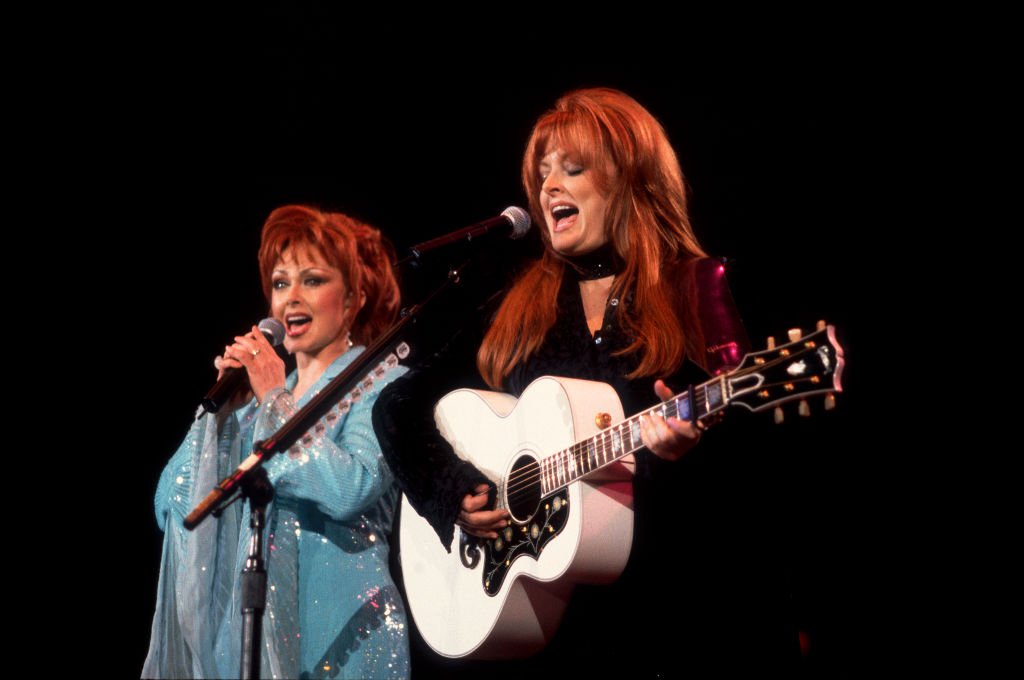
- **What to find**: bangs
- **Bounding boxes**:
[271,237,339,272]
[530,111,608,176]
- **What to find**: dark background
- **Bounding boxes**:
[81,22,893,677]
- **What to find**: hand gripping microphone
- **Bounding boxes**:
[199,318,286,416]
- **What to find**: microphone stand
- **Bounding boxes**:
[238,467,272,680]
[183,261,475,679]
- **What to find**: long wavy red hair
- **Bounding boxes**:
[258,205,401,346]
[478,88,707,389]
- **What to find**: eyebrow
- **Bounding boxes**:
[272,266,336,276]
[540,152,582,166]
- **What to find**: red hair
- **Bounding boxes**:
[258,205,401,345]
[478,88,708,388]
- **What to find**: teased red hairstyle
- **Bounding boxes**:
[478,88,707,388]
[258,205,400,345]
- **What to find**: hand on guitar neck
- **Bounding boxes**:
[642,379,704,461]
[458,483,510,539]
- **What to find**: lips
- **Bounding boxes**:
[550,203,579,232]
[285,315,312,337]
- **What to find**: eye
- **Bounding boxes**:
[272,279,288,290]
[304,276,324,287]
[565,164,583,177]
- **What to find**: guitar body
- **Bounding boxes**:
[399,376,635,659]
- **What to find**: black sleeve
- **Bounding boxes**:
[372,295,498,551]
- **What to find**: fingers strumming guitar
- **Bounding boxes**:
[457,483,509,539]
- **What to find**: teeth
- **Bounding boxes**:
[551,205,578,218]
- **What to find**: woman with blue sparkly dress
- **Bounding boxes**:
[143,205,411,679]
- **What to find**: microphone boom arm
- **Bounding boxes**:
[397,206,530,266]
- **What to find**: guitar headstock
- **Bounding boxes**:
[725,321,844,419]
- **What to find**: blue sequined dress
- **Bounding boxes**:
[143,347,410,679]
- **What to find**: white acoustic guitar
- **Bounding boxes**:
[399,323,844,659]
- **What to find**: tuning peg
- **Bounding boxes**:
[825,393,836,411]
[816,320,827,331]
[766,336,776,350]
[798,400,810,417]
[774,406,784,424]
[788,328,802,342]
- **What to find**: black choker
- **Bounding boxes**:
[562,242,624,281]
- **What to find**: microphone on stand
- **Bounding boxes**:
[402,206,531,263]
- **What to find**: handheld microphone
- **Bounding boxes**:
[406,206,531,260]
[199,318,286,416]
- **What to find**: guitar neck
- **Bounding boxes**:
[535,323,842,497]
[538,376,726,496]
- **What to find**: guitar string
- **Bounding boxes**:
[504,376,829,505]
[502,348,797,497]
[502,383,707,499]
[504,373,828,503]
[501,345,828,502]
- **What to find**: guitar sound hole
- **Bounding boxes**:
[506,454,541,523]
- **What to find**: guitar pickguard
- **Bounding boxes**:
[482,490,569,596]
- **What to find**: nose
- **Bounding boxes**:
[542,169,562,196]
[277,282,302,307]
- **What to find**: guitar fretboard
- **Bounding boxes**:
[537,376,727,496]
